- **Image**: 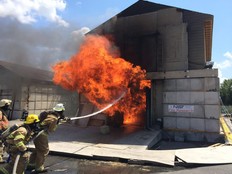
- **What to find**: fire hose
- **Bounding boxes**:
[12,92,125,173]
[68,91,126,121]
[12,129,45,174]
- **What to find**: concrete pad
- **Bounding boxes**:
[77,146,175,166]
[94,143,129,150]
[176,146,232,164]
[46,142,92,154]
[28,123,164,165]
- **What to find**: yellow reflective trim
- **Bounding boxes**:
[0,167,9,174]
[8,134,14,138]
[14,134,25,140]
[15,141,24,147]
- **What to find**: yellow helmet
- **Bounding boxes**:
[24,114,40,124]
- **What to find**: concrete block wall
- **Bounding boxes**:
[20,85,78,118]
[162,77,221,142]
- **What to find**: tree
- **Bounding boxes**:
[220,79,232,105]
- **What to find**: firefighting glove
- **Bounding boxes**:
[19,149,28,155]
[63,117,70,121]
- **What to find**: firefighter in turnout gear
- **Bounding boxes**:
[28,103,66,173]
[0,99,11,163]
[0,114,40,174]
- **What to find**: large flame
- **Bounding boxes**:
[52,35,150,125]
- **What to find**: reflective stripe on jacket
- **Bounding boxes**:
[6,126,31,152]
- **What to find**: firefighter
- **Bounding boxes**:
[0,99,11,163]
[0,114,40,174]
[28,103,66,173]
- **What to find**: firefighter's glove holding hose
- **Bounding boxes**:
[19,148,28,155]
[58,117,70,124]
[62,117,70,121]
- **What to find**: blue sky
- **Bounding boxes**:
[0,0,231,83]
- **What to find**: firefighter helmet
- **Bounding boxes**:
[0,99,12,107]
[53,103,65,112]
[24,114,40,124]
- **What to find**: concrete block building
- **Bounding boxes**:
[0,60,78,120]
[89,0,220,142]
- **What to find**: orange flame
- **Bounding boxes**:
[52,35,150,125]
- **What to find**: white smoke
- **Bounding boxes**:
[0,18,90,70]
[0,0,68,27]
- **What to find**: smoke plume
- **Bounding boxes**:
[0,18,90,70]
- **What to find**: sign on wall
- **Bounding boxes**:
[168,105,194,112]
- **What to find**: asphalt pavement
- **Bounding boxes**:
[0,142,231,174]
[23,154,232,174]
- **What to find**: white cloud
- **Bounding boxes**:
[0,0,69,27]
[214,59,232,69]
[217,68,228,84]
[214,51,232,83]
[224,51,232,59]
[215,51,232,69]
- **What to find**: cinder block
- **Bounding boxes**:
[29,93,36,101]
[35,102,42,109]
[177,117,190,130]
[162,131,175,141]
[47,102,53,108]
[28,102,35,110]
[205,92,219,104]
[205,119,220,133]
[48,94,57,101]
[190,118,205,131]
[13,102,20,109]
[121,12,157,35]
[205,77,219,91]
[190,105,204,118]
[165,61,188,71]
[163,92,177,103]
[41,94,47,101]
[176,79,191,91]
[164,79,176,91]
[205,105,220,119]
[190,92,204,104]
[41,102,47,109]
[21,102,27,109]
[157,8,183,26]
[176,92,190,103]
[36,94,42,101]
[204,133,223,143]
[190,78,204,91]
[186,132,204,142]
[163,116,177,129]
[174,132,185,142]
